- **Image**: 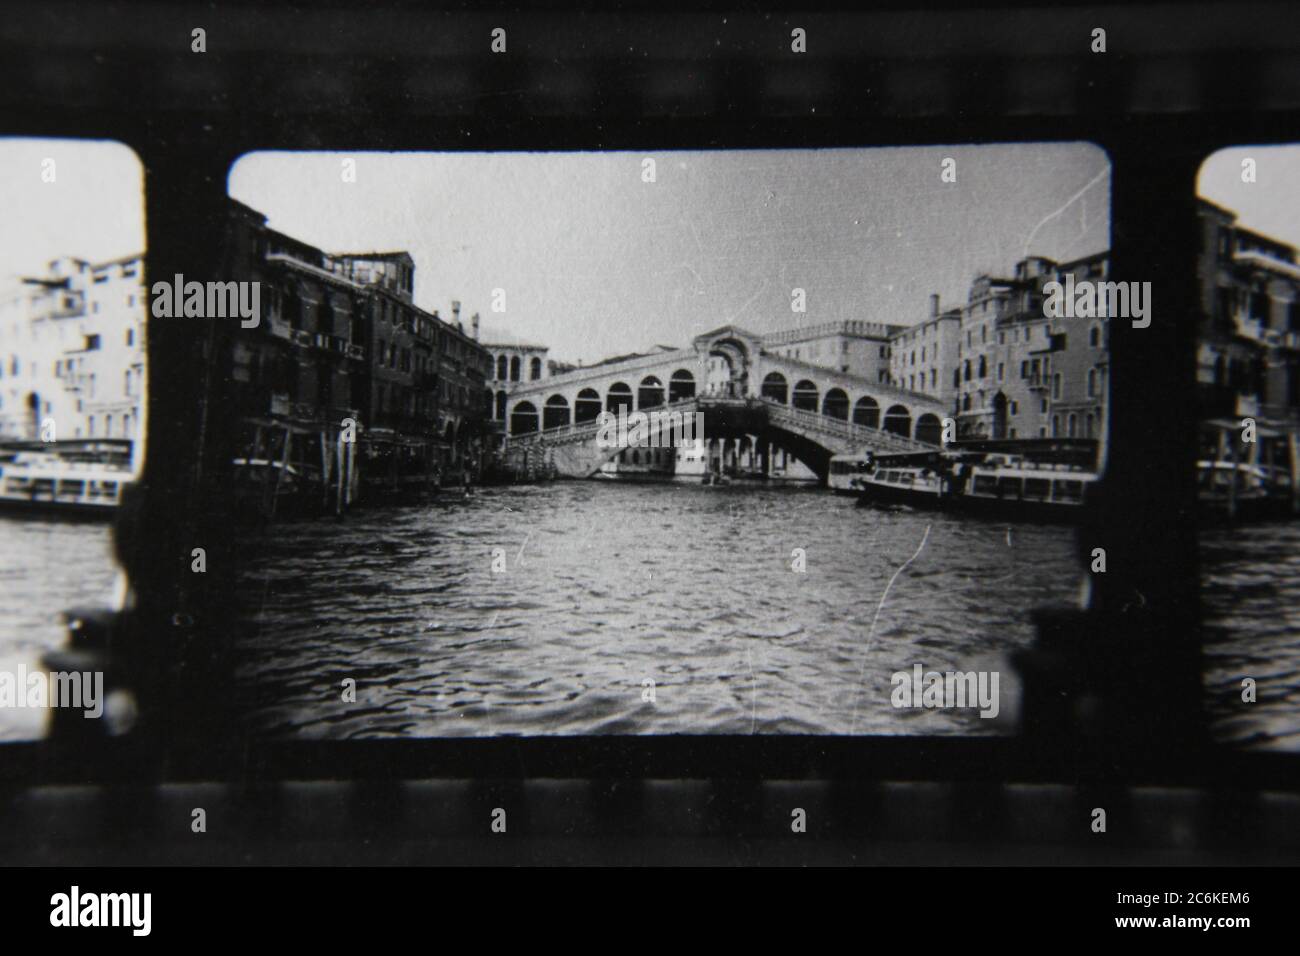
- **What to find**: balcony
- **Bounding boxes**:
[1232,309,1265,343]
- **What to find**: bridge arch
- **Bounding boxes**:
[822,387,849,420]
[575,388,602,423]
[853,395,880,429]
[607,382,633,412]
[915,412,943,445]
[510,400,538,435]
[669,369,696,402]
[761,371,788,403]
[792,379,819,412]
[639,375,665,409]
[883,403,912,437]
[544,394,571,430]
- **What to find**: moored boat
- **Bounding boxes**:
[0,442,134,518]
[850,444,1099,522]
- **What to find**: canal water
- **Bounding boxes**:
[233,482,1083,738]
[0,516,118,740]
[1202,523,1300,751]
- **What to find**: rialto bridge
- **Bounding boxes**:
[495,325,948,481]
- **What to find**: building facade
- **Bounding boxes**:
[881,252,1111,441]
[762,320,901,384]
[1197,197,1300,424]
[224,199,492,502]
[0,254,145,444]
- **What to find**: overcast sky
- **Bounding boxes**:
[230,144,1109,365]
[1198,145,1300,249]
[0,138,144,284]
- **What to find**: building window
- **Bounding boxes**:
[997,363,1004,382]
[1089,323,1101,348]
[1052,373,1062,400]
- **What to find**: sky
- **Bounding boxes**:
[230,144,1109,365]
[0,138,145,283]
[1198,145,1300,248]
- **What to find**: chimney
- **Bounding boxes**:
[452,300,461,324]
[471,311,480,341]
[930,293,940,318]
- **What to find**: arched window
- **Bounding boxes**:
[530,357,542,380]
[496,355,508,380]
[510,356,521,382]
[495,390,507,420]
[638,376,665,409]
[1089,323,1101,348]
[761,372,788,403]
[853,396,880,429]
[544,394,570,430]
[510,401,538,435]
[669,369,696,402]
[883,404,911,437]
[575,388,602,423]
[822,388,849,420]
[978,355,987,378]
[792,380,818,411]
[606,382,633,412]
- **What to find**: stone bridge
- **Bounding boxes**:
[497,324,947,481]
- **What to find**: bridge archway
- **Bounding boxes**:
[510,400,538,435]
[915,412,942,445]
[707,337,752,397]
[883,404,912,437]
[853,396,880,429]
[761,372,788,403]
[575,388,602,423]
[544,394,571,430]
[668,369,696,402]
[639,375,665,409]
[822,387,849,420]
[792,379,819,411]
[607,381,633,412]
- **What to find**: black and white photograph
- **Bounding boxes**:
[1197,145,1300,750]
[0,0,1295,917]
[223,144,1109,738]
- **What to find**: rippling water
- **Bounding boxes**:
[235,482,1083,738]
[0,516,118,740]
[1202,523,1300,751]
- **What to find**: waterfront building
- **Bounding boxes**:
[761,320,901,384]
[0,255,145,444]
[887,253,1111,441]
[1197,197,1300,424]
[888,295,962,408]
[481,326,551,425]
[223,199,491,507]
